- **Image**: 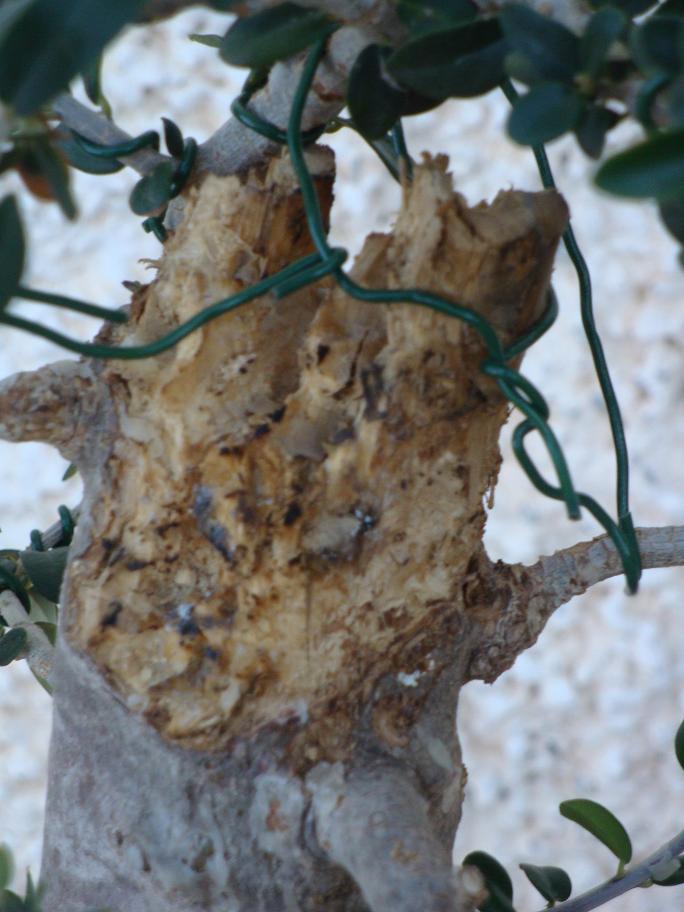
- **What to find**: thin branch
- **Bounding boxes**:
[469,527,684,682]
[0,590,54,689]
[51,95,170,177]
[527,524,684,607]
[539,828,684,912]
[35,505,80,551]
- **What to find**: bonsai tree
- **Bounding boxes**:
[0,1,683,910]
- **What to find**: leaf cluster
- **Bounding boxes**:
[461,719,684,910]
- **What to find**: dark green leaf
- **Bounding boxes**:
[398,88,444,116]
[463,851,515,912]
[220,3,336,69]
[0,627,28,666]
[652,857,684,886]
[22,874,40,912]
[17,139,77,219]
[129,160,176,215]
[20,547,69,603]
[55,136,123,175]
[0,0,33,39]
[0,846,13,892]
[667,74,684,127]
[0,0,147,116]
[631,16,684,76]
[347,45,405,140]
[162,118,184,158]
[0,890,26,912]
[396,0,476,35]
[387,19,508,100]
[499,4,580,82]
[595,130,684,200]
[608,0,658,14]
[508,82,584,145]
[655,0,684,15]
[580,7,627,80]
[520,864,572,903]
[575,104,620,158]
[675,718,684,770]
[0,196,25,310]
[82,55,103,107]
[559,798,632,864]
[188,33,222,48]
[504,50,545,85]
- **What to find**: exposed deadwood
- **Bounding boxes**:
[36,147,568,910]
[0,360,96,459]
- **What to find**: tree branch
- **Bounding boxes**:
[308,761,483,912]
[0,590,54,689]
[0,361,95,457]
[538,828,684,912]
[51,95,170,177]
[469,526,684,682]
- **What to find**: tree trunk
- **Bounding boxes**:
[11,147,567,911]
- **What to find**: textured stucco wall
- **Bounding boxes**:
[1,9,683,909]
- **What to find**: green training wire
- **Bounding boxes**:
[501,79,640,587]
[0,41,641,590]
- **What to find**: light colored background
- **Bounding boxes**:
[1,9,683,909]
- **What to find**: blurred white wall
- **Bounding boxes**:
[1,9,683,908]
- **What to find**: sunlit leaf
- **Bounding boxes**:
[559,798,632,864]
[62,462,78,481]
[189,33,222,48]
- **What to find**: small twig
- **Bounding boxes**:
[0,589,54,689]
[51,94,170,177]
[528,525,684,613]
[539,829,684,912]
[38,505,80,551]
[471,526,684,682]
